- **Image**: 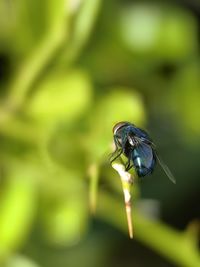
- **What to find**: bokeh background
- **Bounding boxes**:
[0,0,199,267]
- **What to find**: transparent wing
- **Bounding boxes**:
[155,152,176,184]
[134,137,154,167]
[135,137,176,184]
[136,143,153,169]
[135,136,156,149]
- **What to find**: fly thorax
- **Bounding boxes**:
[127,135,136,147]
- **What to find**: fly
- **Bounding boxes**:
[110,121,176,184]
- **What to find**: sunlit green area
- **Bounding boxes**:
[0,1,199,266]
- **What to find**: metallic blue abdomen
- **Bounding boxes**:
[132,144,156,177]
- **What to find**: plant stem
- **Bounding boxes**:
[88,163,99,213]
[0,119,40,144]
[57,0,101,65]
[97,192,200,267]
[112,162,133,238]
[0,4,70,124]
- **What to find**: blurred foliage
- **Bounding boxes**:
[0,0,199,267]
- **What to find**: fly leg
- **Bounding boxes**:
[126,164,134,171]
[110,149,123,164]
[125,158,133,171]
[112,135,121,153]
[125,152,133,171]
[109,135,123,163]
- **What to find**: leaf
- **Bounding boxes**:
[41,171,89,246]
[0,165,37,260]
[120,3,197,61]
[27,69,92,124]
[4,254,40,267]
[43,197,89,246]
[168,63,200,138]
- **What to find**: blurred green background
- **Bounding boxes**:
[0,0,199,267]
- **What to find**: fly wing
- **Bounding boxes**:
[135,138,176,184]
[136,143,154,169]
[154,151,176,184]
[134,135,156,149]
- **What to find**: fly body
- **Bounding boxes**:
[111,121,176,183]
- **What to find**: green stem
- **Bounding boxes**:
[88,163,99,213]
[9,33,65,105]
[97,192,200,267]
[58,0,101,65]
[0,6,70,124]
[0,119,41,144]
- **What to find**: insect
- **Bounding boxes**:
[110,121,176,183]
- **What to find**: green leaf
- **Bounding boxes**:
[27,69,92,124]
[43,197,88,246]
[0,165,37,260]
[4,254,40,267]
[120,3,197,61]
[41,171,89,246]
[168,63,200,137]
[6,0,68,55]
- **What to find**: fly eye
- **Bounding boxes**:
[113,124,120,134]
[113,121,129,134]
[114,135,122,147]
